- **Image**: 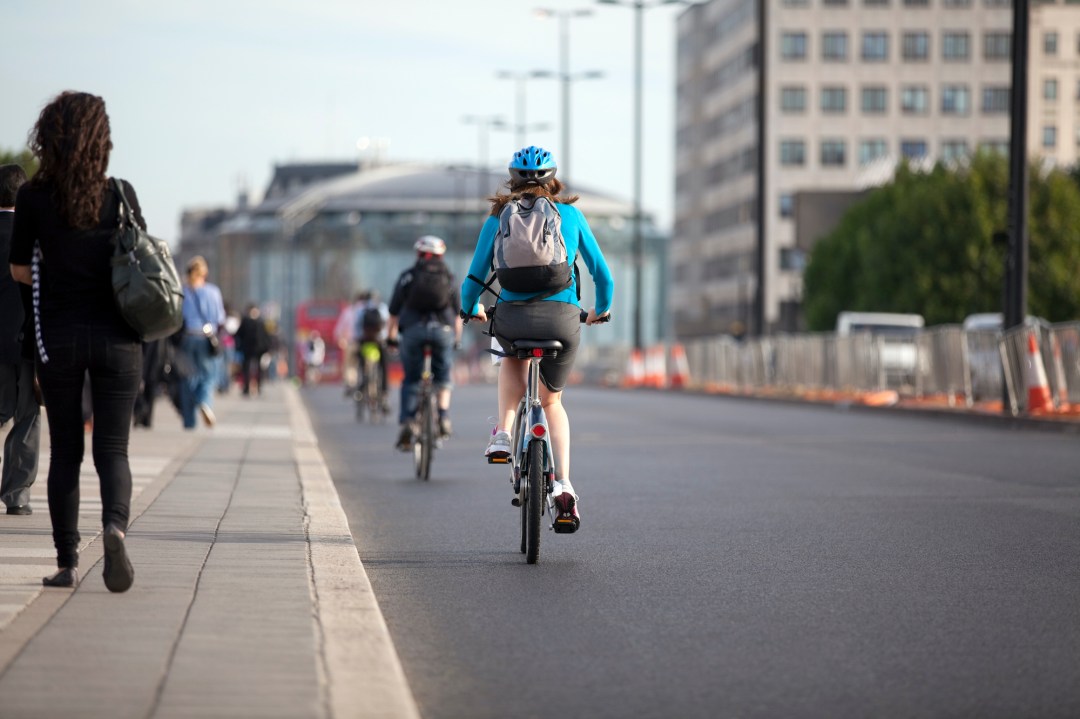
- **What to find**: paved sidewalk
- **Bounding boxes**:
[0,383,419,719]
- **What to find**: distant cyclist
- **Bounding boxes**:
[387,235,462,450]
[461,145,613,529]
[354,290,389,411]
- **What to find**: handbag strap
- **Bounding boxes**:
[109,178,137,252]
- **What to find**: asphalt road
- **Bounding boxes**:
[305,383,1080,719]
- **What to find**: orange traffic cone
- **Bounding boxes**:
[623,349,644,388]
[669,344,690,389]
[1025,330,1053,413]
[645,345,666,388]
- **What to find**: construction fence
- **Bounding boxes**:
[566,318,1080,418]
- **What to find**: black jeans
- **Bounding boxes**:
[37,325,141,569]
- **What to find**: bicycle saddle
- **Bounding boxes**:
[510,339,563,352]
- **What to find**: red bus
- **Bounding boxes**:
[294,299,347,384]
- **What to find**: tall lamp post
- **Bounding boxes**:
[497,70,557,148]
[534,8,604,189]
[462,114,507,198]
[597,0,689,351]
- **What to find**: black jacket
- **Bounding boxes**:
[0,211,32,363]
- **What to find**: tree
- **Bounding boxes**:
[803,152,1080,330]
[0,148,38,178]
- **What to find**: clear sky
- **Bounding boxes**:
[2,0,687,245]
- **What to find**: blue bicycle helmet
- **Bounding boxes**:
[509,145,557,185]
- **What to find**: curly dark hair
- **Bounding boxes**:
[489,177,579,216]
[29,91,112,229]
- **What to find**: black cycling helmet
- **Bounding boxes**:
[508,145,557,185]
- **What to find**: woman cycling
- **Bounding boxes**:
[461,146,613,530]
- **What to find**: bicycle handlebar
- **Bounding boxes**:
[460,307,611,325]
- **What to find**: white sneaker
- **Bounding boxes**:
[485,430,511,458]
[198,403,216,427]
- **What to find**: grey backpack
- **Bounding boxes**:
[493,196,572,295]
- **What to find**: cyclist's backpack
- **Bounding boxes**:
[404,259,452,313]
[493,196,571,295]
[356,306,385,337]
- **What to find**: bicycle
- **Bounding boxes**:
[466,307,608,564]
[354,340,388,423]
[408,341,438,481]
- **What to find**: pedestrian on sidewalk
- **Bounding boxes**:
[0,163,40,516]
[8,91,139,591]
[177,255,225,428]
[235,302,270,396]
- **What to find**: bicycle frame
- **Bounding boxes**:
[510,352,554,497]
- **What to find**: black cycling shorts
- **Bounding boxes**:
[492,301,581,392]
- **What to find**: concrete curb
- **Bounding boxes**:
[286,386,421,719]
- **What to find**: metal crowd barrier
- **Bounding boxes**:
[567,317,1077,418]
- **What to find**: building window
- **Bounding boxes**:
[901,140,928,159]
[904,0,929,5]
[984,32,1011,60]
[941,140,969,162]
[780,140,806,166]
[780,247,807,271]
[779,193,794,218]
[821,140,847,166]
[941,85,970,114]
[1044,32,1058,55]
[1043,126,1057,148]
[822,32,848,60]
[983,0,1011,6]
[823,0,848,4]
[943,0,971,6]
[979,139,1009,156]
[864,0,889,5]
[901,85,929,114]
[859,138,889,164]
[861,86,888,113]
[903,32,930,60]
[780,86,807,112]
[982,86,1010,112]
[781,32,808,60]
[942,31,970,60]
[862,32,889,61]
[821,86,848,113]
[1044,78,1058,101]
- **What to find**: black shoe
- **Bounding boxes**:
[43,567,78,588]
[102,524,134,593]
[395,423,415,452]
[6,505,32,515]
[438,416,452,439]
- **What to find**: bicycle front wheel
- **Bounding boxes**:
[525,439,544,564]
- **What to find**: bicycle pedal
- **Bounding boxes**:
[487,455,510,464]
[511,497,521,507]
[553,515,579,534]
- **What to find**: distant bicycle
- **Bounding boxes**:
[354,340,389,423]
[467,307,608,563]
[409,342,438,481]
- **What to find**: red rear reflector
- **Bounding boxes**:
[532,348,543,357]
[530,424,546,438]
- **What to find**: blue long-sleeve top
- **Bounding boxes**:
[460,202,614,315]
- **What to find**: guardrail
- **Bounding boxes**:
[571,318,1080,419]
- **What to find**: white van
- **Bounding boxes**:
[836,312,925,387]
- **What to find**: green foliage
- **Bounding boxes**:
[0,148,38,177]
[803,152,1080,330]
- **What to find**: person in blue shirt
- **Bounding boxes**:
[461,146,613,530]
[178,255,226,429]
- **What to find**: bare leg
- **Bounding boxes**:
[539,386,570,483]
[498,359,526,431]
[437,386,452,411]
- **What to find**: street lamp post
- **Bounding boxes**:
[497,70,557,148]
[535,8,604,189]
[462,114,507,198]
[597,0,688,351]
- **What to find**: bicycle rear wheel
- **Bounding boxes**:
[525,439,544,564]
[366,360,383,424]
[415,391,435,481]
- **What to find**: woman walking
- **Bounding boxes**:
[9,91,139,591]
